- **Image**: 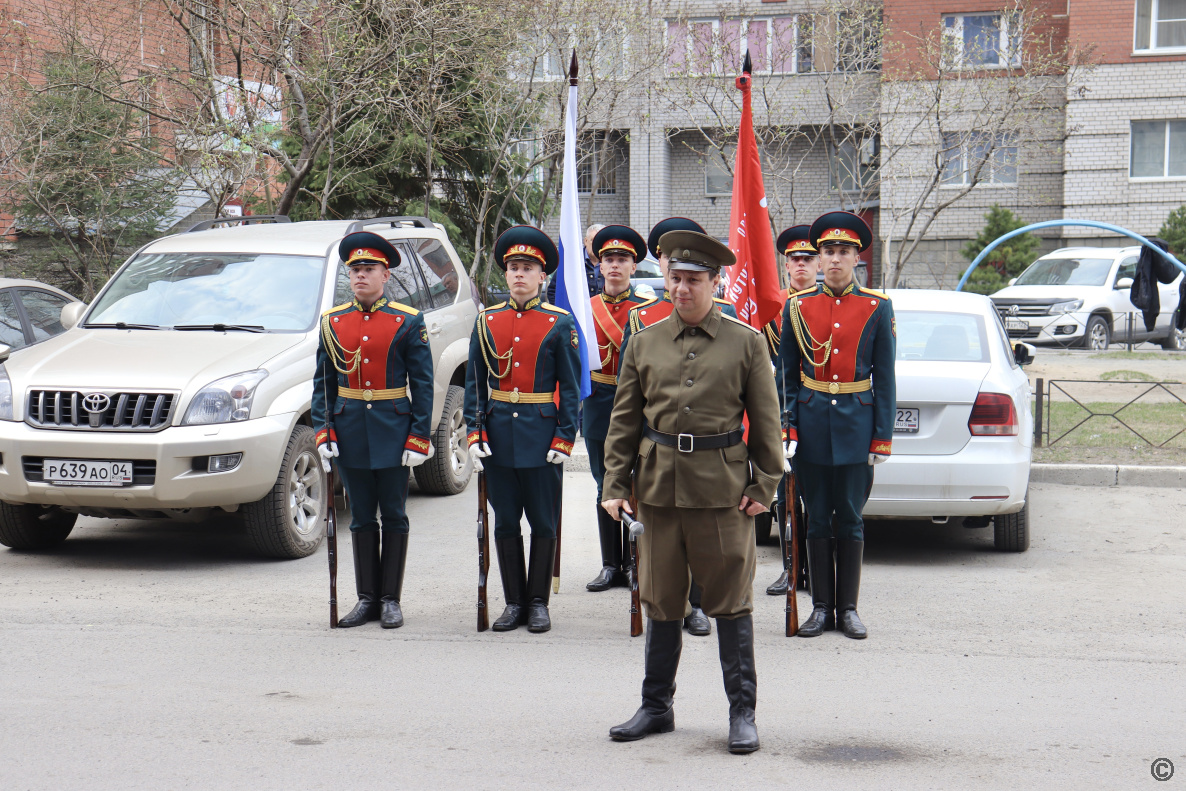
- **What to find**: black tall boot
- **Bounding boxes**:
[379,531,408,629]
[587,508,626,591]
[610,619,682,741]
[338,532,381,627]
[766,501,790,595]
[798,538,835,637]
[526,536,557,633]
[683,580,711,636]
[836,539,867,639]
[717,614,759,754]
[492,537,527,632]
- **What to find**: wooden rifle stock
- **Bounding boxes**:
[785,471,800,637]
[476,416,490,632]
[622,510,644,637]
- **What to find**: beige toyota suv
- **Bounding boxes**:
[0,216,477,558]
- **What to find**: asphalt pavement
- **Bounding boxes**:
[1,473,1183,790]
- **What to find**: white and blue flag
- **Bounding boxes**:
[551,57,599,400]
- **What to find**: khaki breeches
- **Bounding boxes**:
[635,502,756,621]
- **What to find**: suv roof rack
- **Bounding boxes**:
[345,216,436,235]
[186,215,292,233]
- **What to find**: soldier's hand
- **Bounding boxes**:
[317,441,338,473]
[545,450,569,465]
[739,495,768,516]
[868,453,888,466]
[468,442,490,472]
[602,499,632,521]
[783,440,797,459]
[402,443,433,468]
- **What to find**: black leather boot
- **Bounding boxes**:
[526,536,557,633]
[798,538,835,637]
[717,614,759,754]
[338,531,381,627]
[836,539,867,639]
[610,618,682,741]
[767,503,790,595]
[587,508,627,591]
[683,580,711,636]
[492,537,527,632]
[379,531,408,628]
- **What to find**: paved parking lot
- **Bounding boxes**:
[1,474,1183,790]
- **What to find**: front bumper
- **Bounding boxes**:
[0,414,296,509]
[1005,312,1086,345]
[864,437,1031,517]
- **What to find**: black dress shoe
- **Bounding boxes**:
[610,707,675,741]
[589,509,625,591]
[683,607,711,636]
[338,599,380,627]
[838,608,867,639]
[765,569,789,596]
[586,566,617,592]
[796,604,834,638]
[527,601,551,633]
[728,710,760,754]
[492,604,524,632]
[380,600,404,629]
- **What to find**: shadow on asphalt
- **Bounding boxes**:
[862,517,999,565]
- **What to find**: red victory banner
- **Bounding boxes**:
[724,51,782,330]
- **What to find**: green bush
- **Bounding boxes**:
[962,205,1041,294]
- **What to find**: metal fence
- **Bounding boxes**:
[1034,377,1186,448]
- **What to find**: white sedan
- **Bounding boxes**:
[863,289,1034,551]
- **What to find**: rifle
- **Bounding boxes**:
[552,474,563,594]
[784,471,800,637]
[621,510,645,637]
[476,411,490,632]
[322,362,338,629]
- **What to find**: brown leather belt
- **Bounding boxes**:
[339,387,406,401]
[490,390,553,404]
[644,425,744,453]
[800,373,872,395]
[590,371,618,385]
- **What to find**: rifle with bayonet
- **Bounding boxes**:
[476,410,490,632]
[322,361,339,629]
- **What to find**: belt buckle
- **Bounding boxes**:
[508,391,520,403]
[677,433,694,453]
[828,382,840,394]
[362,389,374,401]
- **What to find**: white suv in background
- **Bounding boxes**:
[0,216,477,557]
[990,246,1184,351]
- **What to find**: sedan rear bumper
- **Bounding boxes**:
[863,437,1030,517]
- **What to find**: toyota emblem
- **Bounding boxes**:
[82,393,110,427]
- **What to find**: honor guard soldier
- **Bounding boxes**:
[583,225,653,593]
[313,232,435,629]
[464,226,581,633]
[619,217,736,637]
[602,230,783,754]
[776,212,895,640]
[766,224,819,597]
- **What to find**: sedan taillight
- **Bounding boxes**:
[968,392,1018,436]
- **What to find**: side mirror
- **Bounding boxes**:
[0,343,9,362]
[1013,341,1034,366]
[1114,277,1134,290]
[60,301,88,330]
[1007,277,1017,287]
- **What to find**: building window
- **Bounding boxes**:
[665,16,814,76]
[578,131,624,195]
[942,13,1022,68]
[704,145,734,196]
[830,137,879,192]
[1136,0,1186,50]
[1130,120,1186,178]
[941,132,1018,186]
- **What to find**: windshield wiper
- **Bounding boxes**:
[85,322,163,330]
[174,323,267,333]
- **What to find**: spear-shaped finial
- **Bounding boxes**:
[742,49,753,75]
[569,49,579,86]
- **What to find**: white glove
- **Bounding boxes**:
[869,453,888,466]
[317,441,338,473]
[546,450,569,465]
[783,456,793,474]
[402,443,433,468]
[469,442,491,472]
[783,440,797,459]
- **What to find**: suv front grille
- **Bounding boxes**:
[997,305,1050,318]
[26,390,175,431]
[22,457,156,485]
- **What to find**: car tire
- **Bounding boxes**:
[242,424,325,559]
[754,510,774,545]
[1081,315,1110,351]
[993,496,1030,552]
[0,502,77,550]
[414,384,472,496]
[1161,314,1184,351]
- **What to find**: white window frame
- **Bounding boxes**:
[663,15,813,77]
[941,12,1023,69]
[1135,0,1186,53]
[1129,120,1186,180]
[940,132,1019,188]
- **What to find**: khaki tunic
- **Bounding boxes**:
[602,306,783,620]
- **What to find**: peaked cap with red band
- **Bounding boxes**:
[593,224,646,263]
[647,217,705,259]
[776,224,817,256]
[338,231,402,269]
[494,225,559,275]
[810,211,872,253]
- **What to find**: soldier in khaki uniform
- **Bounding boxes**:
[601,230,783,754]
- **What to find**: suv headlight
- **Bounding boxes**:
[182,370,268,425]
[1050,299,1083,314]
[0,365,12,421]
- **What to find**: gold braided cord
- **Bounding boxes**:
[320,314,361,375]
[763,322,780,356]
[787,296,832,370]
[477,314,513,380]
[599,340,614,367]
